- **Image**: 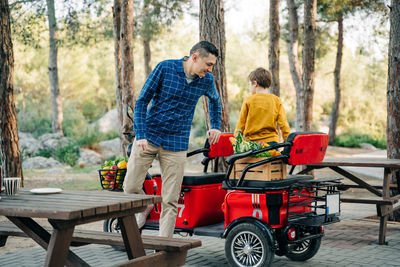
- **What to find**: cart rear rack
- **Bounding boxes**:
[288,178,342,226]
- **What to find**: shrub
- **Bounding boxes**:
[34,149,52,158]
[334,132,386,149]
[55,144,80,166]
[76,126,119,148]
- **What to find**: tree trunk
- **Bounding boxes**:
[269,0,280,96]
[113,0,123,151]
[142,2,152,78]
[143,37,152,78]
[0,0,23,183]
[302,0,317,131]
[199,0,230,133]
[46,0,63,135]
[286,0,303,131]
[387,0,400,220]
[114,0,135,156]
[329,14,343,144]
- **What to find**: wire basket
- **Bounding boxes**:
[98,168,127,191]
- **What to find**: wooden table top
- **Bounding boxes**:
[0,189,161,220]
[306,157,400,168]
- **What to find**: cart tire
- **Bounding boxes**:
[103,218,125,251]
[225,223,274,267]
[285,237,321,261]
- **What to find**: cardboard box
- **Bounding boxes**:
[230,157,287,181]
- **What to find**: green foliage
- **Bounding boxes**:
[34,149,52,158]
[76,127,119,148]
[55,144,80,166]
[334,131,386,149]
[136,0,190,41]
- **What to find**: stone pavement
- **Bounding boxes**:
[1,206,400,266]
[2,149,400,266]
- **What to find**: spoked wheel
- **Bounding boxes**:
[225,223,274,267]
[285,237,321,261]
[103,218,121,233]
[103,218,125,251]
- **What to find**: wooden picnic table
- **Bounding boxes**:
[294,157,400,245]
[0,189,165,266]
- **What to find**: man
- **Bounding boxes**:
[124,41,222,238]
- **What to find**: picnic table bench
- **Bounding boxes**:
[0,189,201,266]
[293,157,400,245]
[0,221,201,266]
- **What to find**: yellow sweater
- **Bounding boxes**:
[234,93,290,143]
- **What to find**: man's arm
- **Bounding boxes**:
[205,80,222,145]
[134,62,164,150]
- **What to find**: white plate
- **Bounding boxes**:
[30,188,63,194]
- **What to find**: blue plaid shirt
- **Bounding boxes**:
[134,57,222,151]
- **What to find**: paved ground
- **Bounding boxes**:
[1,202,400,267]
[2,148,400,266]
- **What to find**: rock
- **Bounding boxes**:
[360,143,377,150]
[22,156,64,169]
[99,138,122,158]
[39,133,72,151]
[92,108,120,133]
[18,132,44,158]
[77,149,102,166]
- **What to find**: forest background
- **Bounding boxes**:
[10,0,390,157]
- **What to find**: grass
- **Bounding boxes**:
[22,166,104,191]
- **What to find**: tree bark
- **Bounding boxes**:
[142,2,152,78]
[329,14,343,145]
[0,0,23,182]
[387,0,400,220]
[143,37,152,78]
[113,0,123,151]
[46,0,63,135]
[199,0,230,133]
[114,0,135,156]
[302,0,317,131]
[286,0,303,131]
[269,0,280,96]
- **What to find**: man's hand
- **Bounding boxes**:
[207,129,221,145]
[136,139,148,152]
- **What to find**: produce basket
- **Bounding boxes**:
[98,168,127,191]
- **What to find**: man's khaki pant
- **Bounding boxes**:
[123,140,186,238]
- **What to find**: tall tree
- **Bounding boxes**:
[199,0,230,133]
[0,0,23,181]
[286,0,303,131]
[269,0,280,96]
[387,0,400,219]
[137,0,189,78]
[328,12,343,144]
[46,0,63,134]
[301,0,317,131]
[317,1,387,144]
[113,0,135,155]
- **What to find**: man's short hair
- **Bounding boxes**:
[248,67,272,88]
[190,41,219,58]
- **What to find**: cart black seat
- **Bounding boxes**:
[222,175,313,191]
[182,172,226,186]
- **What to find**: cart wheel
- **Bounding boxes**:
[285,237,321,261]
[225,223,274,267]
[103,218,120,233]
[103,218,125,251]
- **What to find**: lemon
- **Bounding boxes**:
[117,160,127,169]
[101,166,110,176]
